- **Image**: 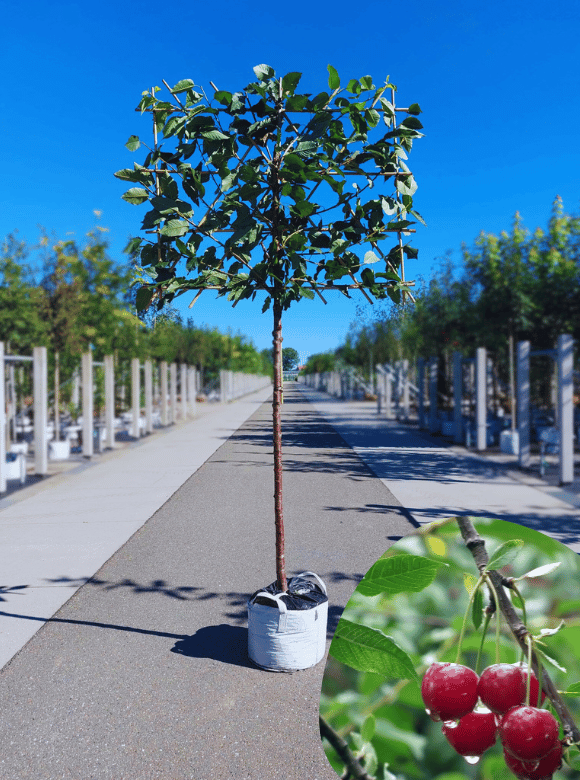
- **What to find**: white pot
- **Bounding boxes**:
[500,430,519,455]
[5,454,26,482]
[247,571,328,672]
[49,440,71,460]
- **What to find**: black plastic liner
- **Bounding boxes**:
[250,574,328,611]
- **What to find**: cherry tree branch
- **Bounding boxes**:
[456,516,580,744]
[319,716,375,780]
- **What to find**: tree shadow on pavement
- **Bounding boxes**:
[171,624,254,669]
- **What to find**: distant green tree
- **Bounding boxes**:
[303,351,336,373]
[0,232,46,352]
[282,347,300,370]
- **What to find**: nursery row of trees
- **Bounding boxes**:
[303,196,580,404]
[0,227,273,389]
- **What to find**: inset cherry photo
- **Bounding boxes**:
[319,517,580,780]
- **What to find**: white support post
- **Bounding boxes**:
[402,359,410,419]
[417,358,425,428]
[428,356,438,433]
[145,359,153,434]
[0,342,5,493]
[82,351,93,458]
[517,341,530,468]
[476,347,487,451]
[188,367,197,416]
[384,366,393,420]
[104,354,115,450]
[170,362,177,423]
[557,334,574,484]
[180,363,187,420]
[160,361,168,426]
[131,358,140,438]
[71,367,80,409]
[453,351,463,444]
[33,346,48,474]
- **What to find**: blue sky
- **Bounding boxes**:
[2,0,579,364]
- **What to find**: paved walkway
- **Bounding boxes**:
[0,383,578,779]
[302,386,580,552]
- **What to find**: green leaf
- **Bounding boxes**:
[282,71,302,94]
[361,714,376,743]
[518,562,562,580]
[202,129,230,141]
[171,79,195,94]
[357,554,447,597]
[125,135,141,151]
[298,286,315,300]
[407,103,422,115]
[329,619,418,681]
[364,250,380,264]
[535,646,567,673]
[401,116,424,130]
[160,219,189,237]
[487,539,525,570]
[409,208,427,227]
[511,591,525,610]
[360,75,374,90]
[346,78,361,95]
[135,286,155,312]
[327,64,340,90]
[253,64,275,81]
[561,682,580,696]
[121,187,149,205]
[124,237,142,254]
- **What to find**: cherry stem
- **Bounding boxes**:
[511,581,527,626]
[526,635,533,705]
[455,574,485,665]
[483,573,502,665]
[476,611,492,674]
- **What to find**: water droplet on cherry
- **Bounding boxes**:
[464,755,480,765]
[443,719,459,729]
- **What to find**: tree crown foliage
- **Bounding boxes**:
[116,64,424,315]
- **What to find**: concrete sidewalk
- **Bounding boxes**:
[297,384,580,552]
[0,387,273,670]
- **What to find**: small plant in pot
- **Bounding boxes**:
[116,64,424,671]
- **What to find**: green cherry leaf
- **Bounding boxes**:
[329,619,418,682]
[472,585,483,630]
[121,187,149,205]
[125,135,141,151]
[361,714,376,743]
[327,64,340,91]
[560,682,580,696]
[357,554,447,597]
[253,64,275,81]
[487,540,525,570]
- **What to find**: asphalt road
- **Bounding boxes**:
[0,385,415,780]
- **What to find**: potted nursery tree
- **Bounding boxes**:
[115,64,424,671]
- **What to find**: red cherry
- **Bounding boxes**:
[500,706,560,762]
[512,663,546,707]
[478,664,526,714]
[442,710,497,756]
[504,741,563,779]
[421,662,479,722]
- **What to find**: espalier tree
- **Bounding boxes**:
[116,64,424,592]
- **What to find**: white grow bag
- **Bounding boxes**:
[247,571,328,672]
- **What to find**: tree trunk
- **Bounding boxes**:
[272,300,287,592]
